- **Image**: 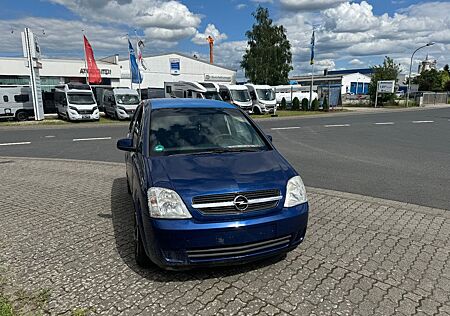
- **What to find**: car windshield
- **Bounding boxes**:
[256,89,275,101]
[203,92,222,100]
[67,93,95,105]
[116,94,139,105]
[230,90,251,102]
[150,108,268,156]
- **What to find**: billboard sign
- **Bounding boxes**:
[377,80,395,94]
[170,58,180,75]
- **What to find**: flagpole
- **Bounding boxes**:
[134,29,142,100]
[82,30,88,84]
[309,29,315,110]
[127,34,132,90]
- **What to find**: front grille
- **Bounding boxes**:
[78,109,93,115]
[192,189,281,215]
[186,235,291,261]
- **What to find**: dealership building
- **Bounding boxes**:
[0,52,236,97]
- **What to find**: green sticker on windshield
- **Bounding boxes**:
[154,144,165,152]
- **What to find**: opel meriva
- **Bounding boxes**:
[117,99,308,269]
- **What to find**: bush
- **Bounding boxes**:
[301,98,309,111]
[280,97,287,110]
[292,97,300,110]
[312,99,320,111]
[322,97,329,112]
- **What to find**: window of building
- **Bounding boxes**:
[3,95,8,102]
[14,94,30,102]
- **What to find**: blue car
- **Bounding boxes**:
[117,98,308,269]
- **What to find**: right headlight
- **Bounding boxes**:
[284,175,307,207]
[117,106,126,111]
[147,187,192,219]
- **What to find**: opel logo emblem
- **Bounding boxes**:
[233,195,249,211]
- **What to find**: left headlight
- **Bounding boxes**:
[147,187,192,219]
[284,176,307,207]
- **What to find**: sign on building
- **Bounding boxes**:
[21,28,44,120]
[170,58,180,75]
[377,80,395,94]
[204,74,233,83]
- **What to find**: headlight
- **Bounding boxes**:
[69,106,78,112]
[284,176,307,207]
[148,187,191,219]
[93,106,98,111]
[117,106,126,111]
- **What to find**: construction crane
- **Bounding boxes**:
[207,35,214,64]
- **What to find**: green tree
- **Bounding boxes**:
[369,57,401,106]
[292,97,300,110]
[301,98,308,111]
[413,69,443,91]
[241,7,292,85]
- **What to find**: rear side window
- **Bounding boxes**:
[3,96,8,102]
[14,94,30,102]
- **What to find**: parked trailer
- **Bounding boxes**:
[0,85,33,121]
[55,83,99,121]
[164,81,222,100]
[219,84,252,112]
[274,85,318,105]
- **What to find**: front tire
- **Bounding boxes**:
[134,213,152,268]
[253,106,262,115]
[15,110,28,121]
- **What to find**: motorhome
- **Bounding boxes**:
[274,85,318,104]
[0,85,33,121]
[164,81,222,100]
[55,83,99,121]
[219,84,252,112]
[245,84,277,114]
[103,88,140,120]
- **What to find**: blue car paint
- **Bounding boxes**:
[121,99,309,269]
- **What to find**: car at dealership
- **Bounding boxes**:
[55,83,99,121]
[103,88,140,120]
[116,98,309,269]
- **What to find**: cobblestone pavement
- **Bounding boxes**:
[1,157,449,316]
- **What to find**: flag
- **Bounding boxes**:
[310,30,315,65]
[137,39,148,70]
[83,35,102,84]
[128,39,142,84]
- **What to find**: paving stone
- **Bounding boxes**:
[0,157,449,315]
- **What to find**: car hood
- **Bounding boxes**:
[146,150,296,205]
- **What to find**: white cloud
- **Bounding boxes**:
[192,24,228,45]
[349,58,364,66]
[280,0,347,11]
[236,3,247,10]
[48,0,201,44]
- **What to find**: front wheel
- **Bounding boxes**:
[253,106,262,115]
[15,110,28,121]
[134,212,152,268]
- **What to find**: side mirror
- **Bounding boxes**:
[117,138,135,152]
[266,135,273,142]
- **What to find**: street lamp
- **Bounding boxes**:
[406,42,435,107]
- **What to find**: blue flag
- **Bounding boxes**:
[128,39,142,84]
[310,31,315,65]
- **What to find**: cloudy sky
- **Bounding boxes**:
[1,0,449,79]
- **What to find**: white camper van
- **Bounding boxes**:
[103,88,140,120]
[274,85,318,104]
[55,83,99,121]
[219,84,252,112]
[0,86,34,121]
[164,81,222,100]
[245,84,277,114]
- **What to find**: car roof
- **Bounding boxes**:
[148,98,236,110]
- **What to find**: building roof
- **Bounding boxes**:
[148,98,235,110]
[120,52,236,72]
[327,68,373,76]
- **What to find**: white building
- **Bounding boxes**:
[119,52,236,96]
[291,72,372,95]
[0,55,121,90]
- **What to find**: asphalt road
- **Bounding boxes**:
[1,107,449,210]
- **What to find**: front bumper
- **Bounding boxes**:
[68,110,99,121]
[140,203,308,269]
[116,108,135,120]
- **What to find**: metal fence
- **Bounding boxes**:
[416,92,448,105]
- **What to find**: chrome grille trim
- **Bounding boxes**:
[192,195,282,209]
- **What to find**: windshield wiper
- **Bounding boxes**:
[190,147,263,155]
